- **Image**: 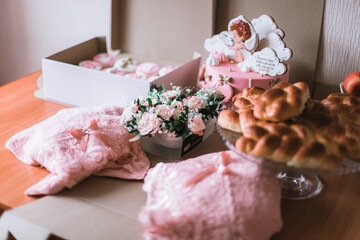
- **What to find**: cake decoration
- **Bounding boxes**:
[201,14,292,103]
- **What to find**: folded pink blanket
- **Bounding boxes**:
[139,151,282,240]
[6,105,150,196]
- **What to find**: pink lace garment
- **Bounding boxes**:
[139,151,282,240]
[6,105,150,196]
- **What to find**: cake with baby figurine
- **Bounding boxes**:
[199,15,292,103]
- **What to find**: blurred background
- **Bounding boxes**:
[0,0,359,99]
[0,0,111,85]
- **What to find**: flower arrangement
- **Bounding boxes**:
[121,85,224,141]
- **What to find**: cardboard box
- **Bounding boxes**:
[42,37,202,107]
[0,133,228,240]
[41,0,215,107]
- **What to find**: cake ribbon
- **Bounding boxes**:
[185,151,235,187]
[70,120,113,153]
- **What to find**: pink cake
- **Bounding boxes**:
[201,14,292,103]
[203,62,289,96]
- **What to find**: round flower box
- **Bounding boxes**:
[140,118,216,159]
[121,85,224,160]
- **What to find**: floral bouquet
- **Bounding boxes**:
[121,85,224,143]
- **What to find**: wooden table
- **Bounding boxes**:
[1,71,360,239]
[0,71,68,209]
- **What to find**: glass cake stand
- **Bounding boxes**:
[217,124,360,200]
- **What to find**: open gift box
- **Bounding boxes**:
[41,0,215,107]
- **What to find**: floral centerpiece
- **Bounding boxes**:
[121,85,224,143]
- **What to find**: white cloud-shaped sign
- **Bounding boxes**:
[258,32,292,61]
[251,15,284,40]
[251,15,292,62]
[242,47,287,76]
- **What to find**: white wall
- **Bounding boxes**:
[0,0,111,86]
[314,0,360,99]
[0,0,359,99]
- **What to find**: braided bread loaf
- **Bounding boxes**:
[217,82,360,169]
[319,93,360,161]
[234,121,342,169]
[233,87,265,112]
[254,82,310,122]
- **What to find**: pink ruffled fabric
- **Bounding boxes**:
[6,105,150,196]
[139,151,282,240]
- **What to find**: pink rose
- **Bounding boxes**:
[171,100,184,119]
[188,115,206,136]
[186,96,207,110]
[155,104,174,120]
[137,112,162,136]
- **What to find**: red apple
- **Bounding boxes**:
[343,71,360,97]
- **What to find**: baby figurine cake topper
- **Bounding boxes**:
[204,14,292,76]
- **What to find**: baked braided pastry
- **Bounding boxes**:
[218,82,360,169]
[233,87,265,112]
[320,93,360,161]
[254,82,310,122]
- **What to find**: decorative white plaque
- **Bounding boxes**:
[243,47,286,76]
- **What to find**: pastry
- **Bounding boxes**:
[232,86,265,111]
[217,110,242,133]
[136,62,161,78]
[103,67,125,75]
[79,60,102,70]
[93,53,116,67]
[217,82,356,169]
[114,57,138,73]
[320,93,360,161]
[254,82,310,122]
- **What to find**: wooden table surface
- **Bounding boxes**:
[0,71,69,210]
[1,71,360,239]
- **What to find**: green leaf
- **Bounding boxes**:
[147,98,152,107]
[162,85,167,92]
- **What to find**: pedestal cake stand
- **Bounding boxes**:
[217,125,360,200]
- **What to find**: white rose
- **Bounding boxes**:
[137,112,163,135]
[203,85,224,99]
[121,103,138,122]
[188,115,206,136]
[162,90,180,99]
[186,96,207,110]
[171,100,184,119]
[155,104,174,120]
